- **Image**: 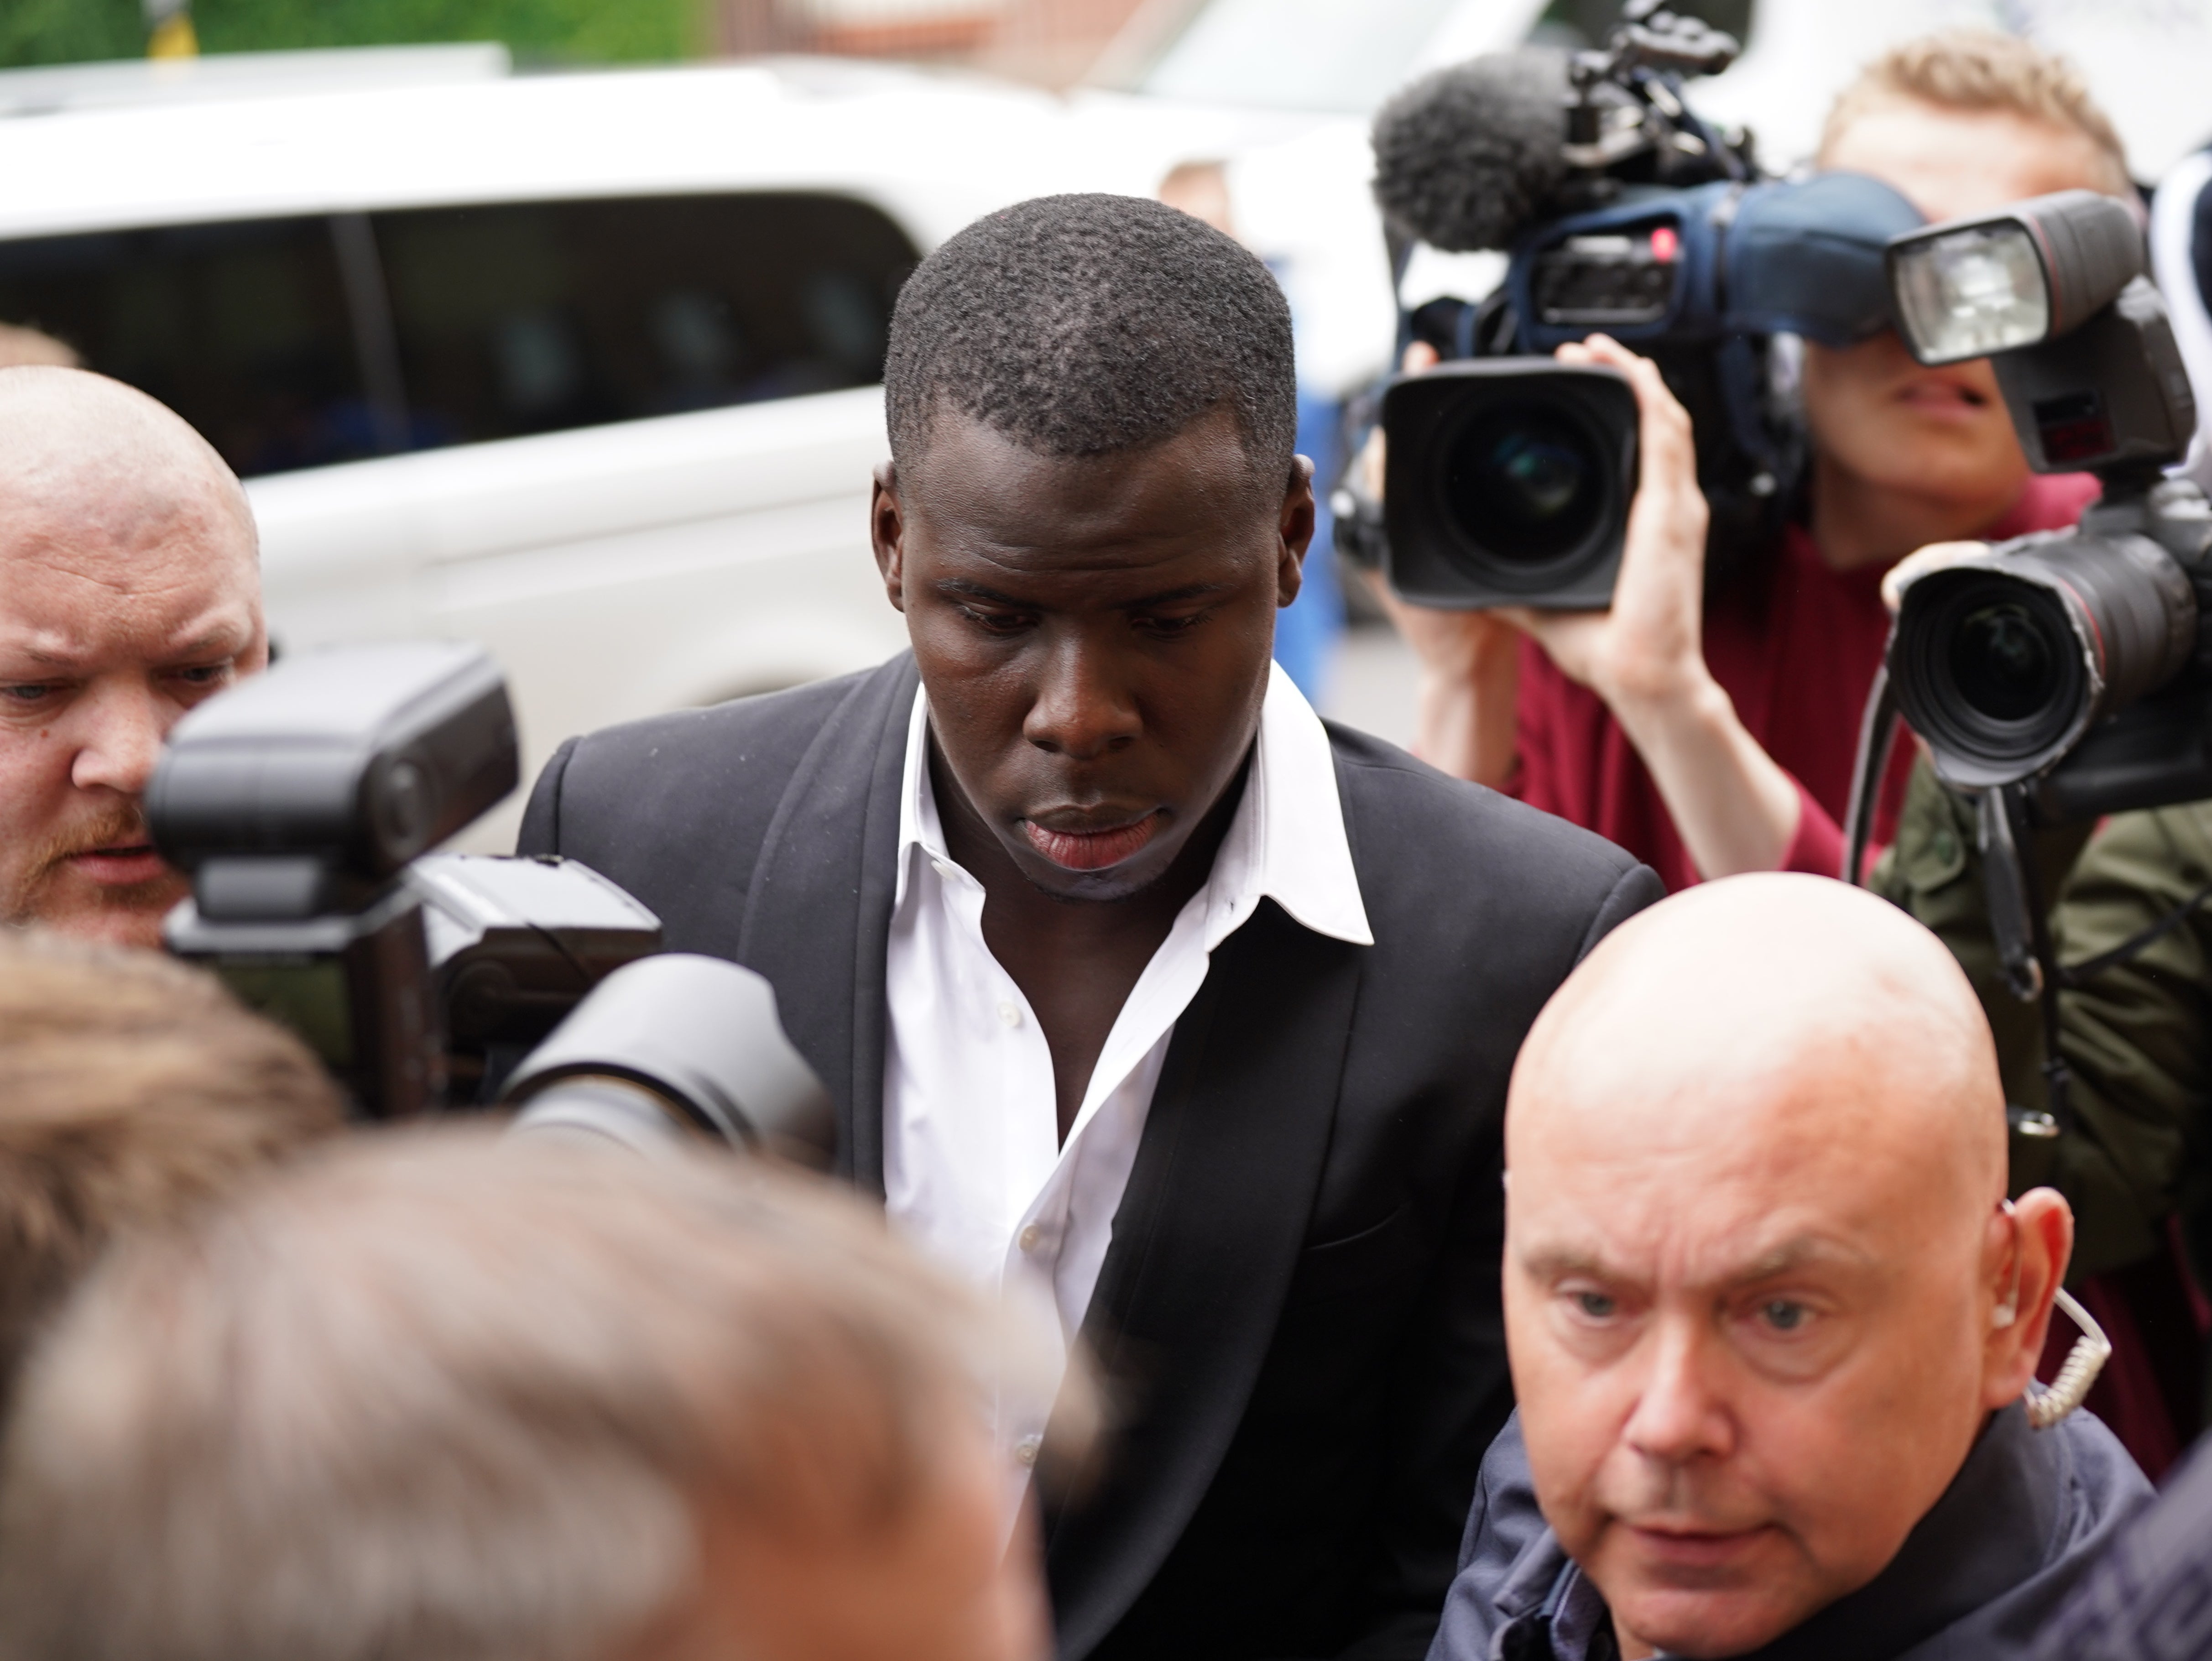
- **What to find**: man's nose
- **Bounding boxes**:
[1621,1320,1737,1468]
[1023,634,1142,762]
[68,679,171,801]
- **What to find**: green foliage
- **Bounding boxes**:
[0,0,143,68]
[0,0,704,71]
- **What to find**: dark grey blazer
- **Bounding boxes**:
[518,653,1662,1661]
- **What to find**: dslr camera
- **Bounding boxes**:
[147,641,833,1161]
[1880,190,2207,823]
[1350,2,1924,608]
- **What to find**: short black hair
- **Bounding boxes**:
[885,193,1298,489]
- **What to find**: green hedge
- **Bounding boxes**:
[1,0,703,71]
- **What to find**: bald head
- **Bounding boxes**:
[1503,874,2071,1661]
[1512,872,2006,1212]
[0,369,266,949]
[0,366,254,560]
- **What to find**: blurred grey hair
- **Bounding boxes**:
[0,1130,1065,1661]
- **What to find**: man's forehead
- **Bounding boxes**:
[1826,100,2119,220]
[1512,1172,1890,1290]
[905,407,1273,546]
[0,536,259,668]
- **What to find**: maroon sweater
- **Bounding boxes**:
[1512,473,2103,891]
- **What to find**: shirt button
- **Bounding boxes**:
[1018,1223,1042,1253]
[997,1000,1023,1028]
[1015,1433,1043,1468]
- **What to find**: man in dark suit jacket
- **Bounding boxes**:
[519,193,1661,1660]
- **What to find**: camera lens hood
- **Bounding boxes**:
[1890,532,2196,789]
[500,954,834,1165]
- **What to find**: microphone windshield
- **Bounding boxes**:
[1372,50,1570,253]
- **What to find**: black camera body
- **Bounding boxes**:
[149,642,662,1115]
[1883,191,2212,824]
[1382,359,1638,607]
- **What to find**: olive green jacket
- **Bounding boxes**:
[1873,759,2212,1289]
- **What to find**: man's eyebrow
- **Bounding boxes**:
[1518,1244,1616,1283]
[1725,1236,1877,1283]
[931,576,1236,609]
[162,626,250,662]
[1515,1235,1875,1287]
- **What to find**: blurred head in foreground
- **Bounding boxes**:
[0,1131,1052,1661]
[1504,875,2075,1658]
[0,930,341,1408]
[0,367,266,948]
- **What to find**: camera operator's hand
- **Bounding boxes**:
[1493,334,1803,878]
[1360,340,1525,787]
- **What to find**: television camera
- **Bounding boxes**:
[1345,2,1923,608]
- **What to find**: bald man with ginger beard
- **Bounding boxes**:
[0,368,266,948]
[1429,875,2153,1661]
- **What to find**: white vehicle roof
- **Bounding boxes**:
[0,56,1300,252]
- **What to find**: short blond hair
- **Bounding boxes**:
[1819,30,2132,196]
[0,931,342,1398]
[0,1131,1049,1661]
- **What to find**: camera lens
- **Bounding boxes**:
[1443,406,1606,565]
[1948,600,2065,724]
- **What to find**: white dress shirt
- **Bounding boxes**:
[881,661,1372,1499]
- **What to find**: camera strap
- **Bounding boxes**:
[1845,696,2080,1137]
[1976,783,2076,1136]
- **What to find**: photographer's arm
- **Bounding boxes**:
[1496,337,1803,878]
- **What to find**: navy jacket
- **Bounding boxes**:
[518,654,1662,1660]
[1429,1406,2151,1661]
[2032,1429,2212,1659]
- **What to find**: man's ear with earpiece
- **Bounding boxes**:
[1981,1188,2074,1410]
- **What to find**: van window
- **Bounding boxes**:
[372,193,918,448]
[0,215,376,478]
[0,192,918,478]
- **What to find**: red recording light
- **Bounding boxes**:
[1649,225,1680,263]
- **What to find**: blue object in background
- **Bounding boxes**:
[1276,388,1346,703]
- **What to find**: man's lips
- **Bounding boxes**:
[66,845,173,887]
[1021,812,1161,872]
[1896,376,1992,418]
[1623,1522,1776,1572]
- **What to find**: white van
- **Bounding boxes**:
[0,56,1291,845]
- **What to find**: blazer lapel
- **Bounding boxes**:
[735,652,916,1195]
[1041,900,1365,1658]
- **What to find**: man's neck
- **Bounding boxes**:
[1807,452,2025,574]
[930,741,1246,1142]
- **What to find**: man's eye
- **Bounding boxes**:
[957,606,1031,634]
[1138,612,1206,636]
[170,664,234,691]
[1758,1300,1809,1333]
[1,684,57,704]
[1570,1291,1617,1321]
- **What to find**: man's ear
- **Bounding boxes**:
[871,460,908,613]
[1981,1187,2074,1410]
[1277,455,1316,610]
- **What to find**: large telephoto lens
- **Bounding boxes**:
[1889,532,2197,788]
[1444,407,1608,565]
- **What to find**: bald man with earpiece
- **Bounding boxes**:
[1431,874,2154,1661]
[0,368,267,948]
